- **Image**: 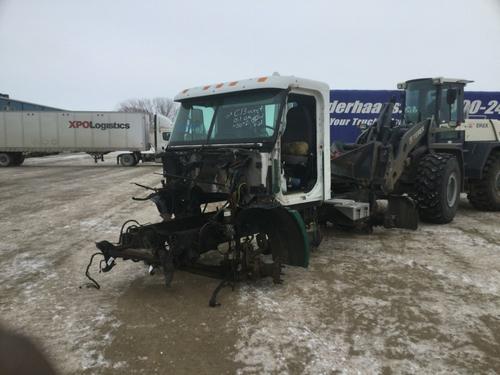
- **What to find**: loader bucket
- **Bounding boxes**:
[331,142,378,183]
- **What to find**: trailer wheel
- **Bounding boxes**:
[119,153,138,167]
[415,153,461,224]
[0,152,13,167]
[468,153,500,211]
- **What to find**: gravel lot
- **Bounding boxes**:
[1,153,499,374]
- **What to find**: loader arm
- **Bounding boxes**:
[381,119,429,192]
[332,102,429,194]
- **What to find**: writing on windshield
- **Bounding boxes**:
[169,90,285,145]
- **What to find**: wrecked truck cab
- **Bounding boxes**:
[169,74,331,207]
[92,75,332,303]
[89,74,423,304]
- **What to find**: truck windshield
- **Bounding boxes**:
[404,80,437,124]
[169,89,286,146]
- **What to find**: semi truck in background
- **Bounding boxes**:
[0,111,173,167]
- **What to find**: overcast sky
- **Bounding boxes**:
[0,0,499,110]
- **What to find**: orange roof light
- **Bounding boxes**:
[182,89,189,94]
[203,85,211,90]
[257,76,268,82]
[215,83,224,88]
[229,81,238,86]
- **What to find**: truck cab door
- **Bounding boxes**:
[276,89,329,206]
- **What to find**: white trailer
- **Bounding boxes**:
[0,111,173,166]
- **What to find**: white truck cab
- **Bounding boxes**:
[172,73,332,207]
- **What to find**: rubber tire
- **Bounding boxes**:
[467,153,500,211]
[310,222,323,248]
[119,153,138,167]
[415,153,461,224]
[0,152,13,167]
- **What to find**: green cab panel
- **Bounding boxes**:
[279,208,310,267]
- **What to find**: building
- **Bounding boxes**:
[0,94,62,111]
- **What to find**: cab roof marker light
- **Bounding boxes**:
[203,85,211,90]
[257,77,268,83]
[182,89,189,94]
[229,81,238,87]
[215,83,224,89]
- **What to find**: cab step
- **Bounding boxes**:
[323,199,370,221]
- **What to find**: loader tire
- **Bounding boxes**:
[0,152,13,167]
[119,153,138,167]
[467,153,500,211]
[415,153,460,224]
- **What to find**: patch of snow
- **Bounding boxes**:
[234,280,381,374]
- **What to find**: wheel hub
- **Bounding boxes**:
[0,155,8,166]
[447,172,458,207]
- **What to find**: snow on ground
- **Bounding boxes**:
[1,153,499,374]
[231,216,500,374]
[0,154,162,373]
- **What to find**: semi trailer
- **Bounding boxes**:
[87,74,499,305]
[0,111,173,167]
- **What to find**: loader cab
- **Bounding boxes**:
[399,78,470,127]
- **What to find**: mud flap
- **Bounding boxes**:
[385,196,418,230]
[271,208,310,267]
[236,207,310,268]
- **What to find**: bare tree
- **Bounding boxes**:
[118,97,178,120]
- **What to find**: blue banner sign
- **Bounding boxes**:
[330,90,500,143]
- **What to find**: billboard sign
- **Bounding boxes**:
[330,90,500,143]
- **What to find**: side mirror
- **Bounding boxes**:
[447,89,458,105]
